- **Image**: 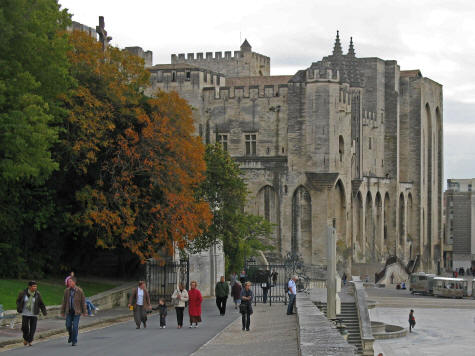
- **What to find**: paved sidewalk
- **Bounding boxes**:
[0,307,131,348]
[1,299,239,355]
[191,303,298,356]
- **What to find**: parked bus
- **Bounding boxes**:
[409,272,436,295]
[433,277,465,298]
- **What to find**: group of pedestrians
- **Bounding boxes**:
[16,276,88,347]
[128,280,204,330]
[453,266,474,277]
[15,271,300,348]
[219,272,254,330]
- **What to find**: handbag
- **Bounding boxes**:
[239,303,248,313]
[172,290,180,306]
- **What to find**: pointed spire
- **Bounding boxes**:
[346,36,361,87]
[240,39,252,52]
[332,30,343,56]
[348,37,355,57]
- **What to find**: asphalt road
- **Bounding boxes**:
[3,299,239,356]
[365,286,475,308]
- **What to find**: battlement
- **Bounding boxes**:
[149,65,225,87]
[125,46,153,67]
[170,40,271,77]
[172,50,270,64]
[306,68,343,82]
[202,84,288,100]
[172,51,245,61]
[362,110,379,127]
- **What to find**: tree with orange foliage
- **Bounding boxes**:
[62,31,211,262]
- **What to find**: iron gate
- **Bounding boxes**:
[244,254,326,305]
[145,259,189,303]
[243,263,289,305]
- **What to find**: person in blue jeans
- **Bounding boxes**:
[287,275,298,315]
[60,277,87,346]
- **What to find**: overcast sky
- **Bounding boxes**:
[60,0,475,184]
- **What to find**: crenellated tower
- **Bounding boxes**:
[171,39,270,77]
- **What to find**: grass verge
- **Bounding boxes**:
[0,278,117,310]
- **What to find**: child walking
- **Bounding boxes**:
[158,299,167,328]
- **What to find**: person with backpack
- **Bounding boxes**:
[16,281,47,346]
[171,283,189,329]
[231,281,242,310]
[409,309,416,332]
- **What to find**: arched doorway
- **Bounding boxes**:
[425,103,433,257]
[353,191,364,260]
[365,192,374,261]
[292,186,312,263]
[334,180,346,243]
[399,193,406,254]
[375,192,383,259]
[384,192,395,256]
[256,185,279,247]
[407,193,415,258]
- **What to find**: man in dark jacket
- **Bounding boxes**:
[60,277,87,346]
[16,281,47,346]
[215,276,230,316]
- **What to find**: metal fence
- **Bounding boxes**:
[243,264,289,305]
[145,259,189,304]
[244,258,327,305]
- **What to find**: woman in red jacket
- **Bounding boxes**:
[188,281,203,328]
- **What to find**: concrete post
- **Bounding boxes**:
[327,220,337,319]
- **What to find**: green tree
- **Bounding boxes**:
[188,144,273,274]
[59,31,211,264]
[0,0,72,183]
[0,0,73,277]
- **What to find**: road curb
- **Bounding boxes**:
[0,313,132,349]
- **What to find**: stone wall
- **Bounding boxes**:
[171,40,270,77]
[148,36,443,272]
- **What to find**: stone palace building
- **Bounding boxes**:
[141,32,443,273]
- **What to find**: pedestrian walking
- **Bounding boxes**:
[231,281,242,310]
[158,298,167,328]
[239,269,247,285]
[16,281,47,346]
[240,282,253,331]
[60,277,87,346]
[128,281,151,329]
[230,271,238,287]
[262,269,271,303]
[215,276,229,316]
[271,269,278,286]
[342,272,347,286]
[408,309,416,332]
[287,275,298,315]
[171,283,189,329]
[188,281,203,328]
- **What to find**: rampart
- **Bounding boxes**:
[171,49,270,77]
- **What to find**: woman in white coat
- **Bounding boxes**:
[171,283,189,329]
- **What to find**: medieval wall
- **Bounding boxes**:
[171,41,270,77]
[146,37,443,273]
